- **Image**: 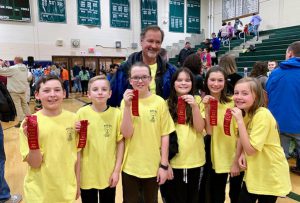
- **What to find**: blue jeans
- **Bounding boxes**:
[253,25,259,36]
[74,76,81,92]
[0,124,11,200]
[63,80,69,98]
[280,133,300,168]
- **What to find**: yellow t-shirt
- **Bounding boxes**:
[76,105,123,189]
[243,107,291,196]
[19,110,77,203]
[211,100,238,173]
[149,63,157,94]
[121,94,175,178]
[170,96,206,169]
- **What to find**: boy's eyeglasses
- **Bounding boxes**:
[130,76,151,82]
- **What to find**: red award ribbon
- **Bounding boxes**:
[224,109,232,136]
[132,89,139,116]
[77,120,88,148]
[177,96,186,124]
[27,115,39,150]
[209,99,218,126]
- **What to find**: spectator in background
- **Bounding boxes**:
[178,42,194,67]
[234,18,243,33]
[226,22,234,40]
[266,41,300,175]
[0,56,30,127]
[219,54,242,95]
[219,22,228,40]
[72,64,81,93]
[244,24,249,36]
[159,48,169,63]
[79,66,90,96]
[200,48,212,73]
[61,65,70,99]
[196,48,203,58]
[250,13,262,39]
[267,60,278,73]
[0,59,7,86]
[182,54,204,96]
[211,33,221,65]
[107,64,119,81]
[249,61,269,89]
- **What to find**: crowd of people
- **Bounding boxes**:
[0,24,299,203]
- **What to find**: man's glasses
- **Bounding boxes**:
[130,76,151,82]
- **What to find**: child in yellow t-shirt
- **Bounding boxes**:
[75,76,124,203]
[121,62,175,203]
[20,75,80,203]
[232,77,291,202]
[202,66,243,203]
[164,68,206,202]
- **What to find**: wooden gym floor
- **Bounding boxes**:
[2,93,300,202]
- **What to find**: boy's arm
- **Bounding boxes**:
[75,152,81,200]
[109,139,125,187]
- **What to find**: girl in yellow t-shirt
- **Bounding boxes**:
[75,76,124,203]
[231,77,291,202]
[164,68,205,202]
[121,62,175,203]
[202,66,243,203]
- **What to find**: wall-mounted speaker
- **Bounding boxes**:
[115,41,121,48]
[27,56,34,66]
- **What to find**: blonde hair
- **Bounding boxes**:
[235,77,265,117]
[88,75,110,91]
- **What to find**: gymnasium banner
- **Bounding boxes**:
[38,0,66,23]
[78,0,101,27]
[0,0,31,22]
[187,0,200,34]
[110,0,130,29]
[169,0,184,33]
[140,0,157,30]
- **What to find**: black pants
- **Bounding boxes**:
[199,135,212,203]
[81,80,88,95]
[122,172,158,203]
[210,170,244,203]
[211,52,219,66]
[238,182,277,203]
[81,187,116,203]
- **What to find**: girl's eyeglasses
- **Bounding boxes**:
[130,76,151,82]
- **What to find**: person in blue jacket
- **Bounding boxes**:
[109,25,176,107]
[266,41,300,175]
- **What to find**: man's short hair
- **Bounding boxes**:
[14,56,23,63]
[140,25,164,42]
[287,41,300,57]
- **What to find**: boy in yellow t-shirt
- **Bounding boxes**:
[20,75,79,203]
[121,62,175,203]
[75,76,124,203]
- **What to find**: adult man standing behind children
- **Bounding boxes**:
[266,41,300,175]
[109,25,176,107]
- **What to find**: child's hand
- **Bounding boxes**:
[202,95,216,107]
[167,166,174,180]
[157,167,168,185]
[75,185,81,200]
[181,95,197,108]
[231,107,243,122]
[109,171,119,188]
[123,89,134,107]
[75,121,81,133]
[238,153,247,170]
[230,161,240,177]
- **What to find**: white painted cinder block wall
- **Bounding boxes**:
[1,0,300,61]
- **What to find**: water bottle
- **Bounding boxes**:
[244,67,248,78]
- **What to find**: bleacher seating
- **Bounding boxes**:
[236,25,300,74]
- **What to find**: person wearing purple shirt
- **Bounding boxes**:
[250,13,262,38]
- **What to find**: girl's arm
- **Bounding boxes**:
[202,95,214,135]
[109,139,125,188]
[26,150,43,168]
[182,95,205,132]
[230,138,242,177]
[231,108,257,156]
[75,152,81,200]
[121,89,134,138]
[157,135,169,185]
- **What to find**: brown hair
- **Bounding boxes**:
[128,62,151,78]
[140,25,164,42]
[249,61,268,77]
[35,75,64,92]
[219,54,237,75]
[235,77,265,118]
[287,41,300,57]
